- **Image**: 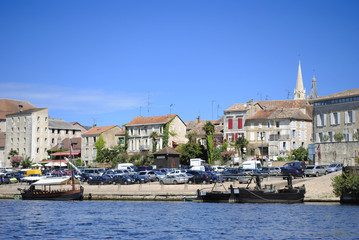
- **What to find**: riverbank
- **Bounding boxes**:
[0,171,341,202]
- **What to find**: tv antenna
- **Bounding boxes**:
[170,104,174,114]
[285,89,292,99]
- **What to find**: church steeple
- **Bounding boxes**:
[294,60,306,100]
[307,74,319,100]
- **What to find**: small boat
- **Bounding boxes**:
[18,176,84,201]
[196,174,305,203]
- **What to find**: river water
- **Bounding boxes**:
[0,200,358,239]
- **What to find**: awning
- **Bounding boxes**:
[32,176,80,185]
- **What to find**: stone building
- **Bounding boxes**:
[246,100,313,160]
[309,88,359,165]
[4,108,82,166]
[81,125,122,166]
[0,99,35,167]
[126,114,186,154]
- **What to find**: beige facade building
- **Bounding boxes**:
[310,88,359,165]
[81,125,122,166]
[185,116,224,145]
[126,114,186,154]
[246,100,312,160]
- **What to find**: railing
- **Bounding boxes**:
[269,134,290,141]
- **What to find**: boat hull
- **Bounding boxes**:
[21,187,84,201]
[197,187,305,204]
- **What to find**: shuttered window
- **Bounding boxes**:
[228,119,233,129]
[238,118,243,129]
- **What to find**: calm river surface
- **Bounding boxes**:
[0,200,358,239]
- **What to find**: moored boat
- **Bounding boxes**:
[18,176,84,201]
[196,174,305,203]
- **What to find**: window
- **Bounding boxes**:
[86,148,89,158]
[267,122,271,128]
[345,110,355,124]
[258,123,262,129]
[283,142,286,150]
[52,129,55,133]
[276,122,280,128]
[237,118,243,129]
[250,132,254,141]
[45,117,48,122]
[73,130,76,135]
[292,130,297,139]
[93,148,97,158]
[37,127,40,133]
[45,127,47,132]
[66,130,69,134]
[331,112,340,125]
[228,118,233,129]
[329,132,333,142]
[86,137,89,145]
[37,116,40,122]
[93,137,96,143]
[250,123,254,129]
[52,138,55,144]
[37,138,39,143]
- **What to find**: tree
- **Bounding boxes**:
[290,147,308,161]
[8,149,18,159]
[202,121,215,164]
[95,134,106,162]
[231,137,249,158]
[353,131,359,141]
[178,142,203,166]
[150,131,159,153]
[21,156,33,168]
[10,155,22,168]
[186,131,198,144]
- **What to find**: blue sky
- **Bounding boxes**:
[1,1,358,127]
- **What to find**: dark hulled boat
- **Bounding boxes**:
[196,174,305,203]
[18,176,84,201]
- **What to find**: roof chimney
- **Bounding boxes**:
[93,123,97,128]
[196,116,200,123]
[18,104,23,112]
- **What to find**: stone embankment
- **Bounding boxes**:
[0,171,341,202]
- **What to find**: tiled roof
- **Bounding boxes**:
[83,125,119,135]
[0,99,36,119]
[309,88,359,102]
[225,103,248,112]
[153,147,180,155]
[248,100,312,121]
[49,119,81,131]
[126,114,177,126]
[5,108,47,118]
[51,137,82,150]
[185,120,223,136]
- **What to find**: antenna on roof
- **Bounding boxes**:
[265,95,269,100]
[170,104,174,114]
[257,92,263,101]
[285,89,291,99]
[211,100,215,120]
[217,104,220,119]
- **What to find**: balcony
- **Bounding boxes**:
[269,134,290,141]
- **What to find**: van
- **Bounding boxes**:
[117,163,136,172]
[83,168,105,177]
[240,160,262,169]
[22,169,42,177]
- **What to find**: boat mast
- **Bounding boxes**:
[69,139,75,191]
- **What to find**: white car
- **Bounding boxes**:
[327,163,343,173]
[304,165,327,177]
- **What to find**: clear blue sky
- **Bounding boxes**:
[1,1,358,127]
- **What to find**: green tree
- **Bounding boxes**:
[353,131,359,141]
[95,134,106,162]
[21,156,33,168]
[8,149,19,159]
[290,147,308,161]
[202,121,215,164]
[178,142,202,165]
[186,131,198,144]
[332,172,359,197]
[231,137,249,158]
[150,131,159,153]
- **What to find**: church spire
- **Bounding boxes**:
[294,60,306,100]
[307,74,319,100]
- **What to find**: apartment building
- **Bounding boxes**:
[81,125,122,166]
[310,88,359,165]
[126,114,186,153]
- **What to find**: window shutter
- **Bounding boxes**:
[353,110,356,123]
[338,112,341,124]
[330,113,334,125]
[317,114,321,127]
[228,119,233,129]
[238,118,243,129]
[323,114,327,126]
[345,111,348,124]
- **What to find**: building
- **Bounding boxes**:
[0,99,35,167]
[294,60,306,100]
[4,108,83,166]
[126,114,186,153]
[246,100,313,160]
[81,125,122,166]
[5,108,50,165]
[309,88,359,165]
[185,116,224,145]
[153,147,180,169]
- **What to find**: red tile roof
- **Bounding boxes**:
[83,125,119,135]
[126,114,177,126]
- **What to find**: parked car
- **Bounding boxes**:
[327,163,343,173]
[112,175,135,185]
[87,175,112,185]
[186,170,212,184]
[282,161,306,172]
[304,165,327,177]
[160,175,186,185]
[281,167,305,179]
[131,173,150,183]
[261,167,281,176]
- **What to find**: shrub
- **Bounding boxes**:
[332,173,359,197]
